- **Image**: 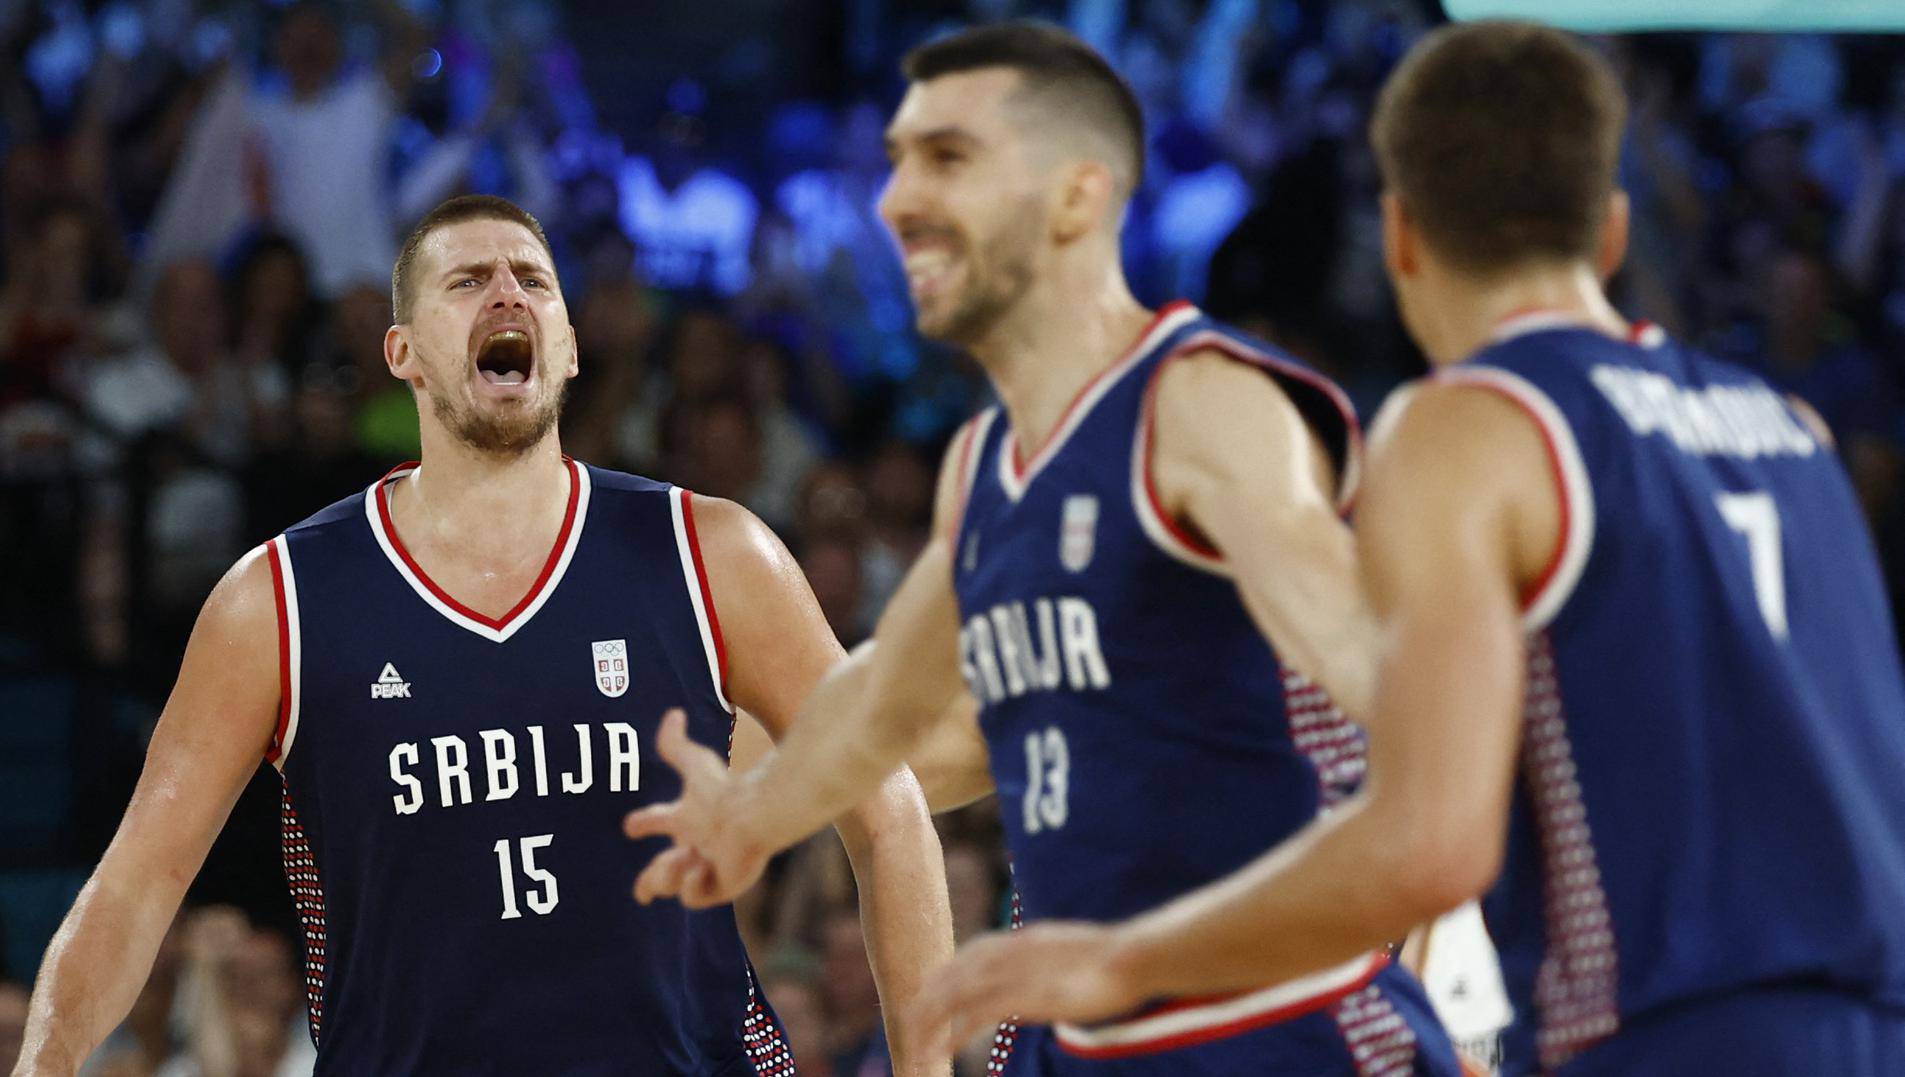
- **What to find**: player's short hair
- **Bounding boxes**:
[392,195,556,323]
[1370,21,1627,277]
[902,20,1145,199]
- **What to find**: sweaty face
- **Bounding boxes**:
[398,219,577,456]
[879,70,1047,347]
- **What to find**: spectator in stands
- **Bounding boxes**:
[618,98,759,296]
[817,909,885,1075]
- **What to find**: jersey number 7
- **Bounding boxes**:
[1715,491,1789,640]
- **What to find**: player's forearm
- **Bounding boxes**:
[1106,793,1457,1000]
[1110,605,1518,1000]
[19,871,186,1074]
[835,768,955,1076]
[733,641,944,854]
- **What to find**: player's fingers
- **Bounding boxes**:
[679,859,722,910]
[654,709,696,771]
[633,845,695,904]
[622,802,677,841]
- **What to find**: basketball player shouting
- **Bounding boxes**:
[16,195,953,1076]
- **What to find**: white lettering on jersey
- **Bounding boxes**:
[561,723,593,795]
[390,742,423,815]
[606,722,640,792]
[392,722,651,815]
[481,729,519,801]
[960,596,1111,705]
[963,615,1007,702]
[991,607,1030,697]
[1059,597,1111,690]
[431,735,473,807]
[526,725,551,797]
[1590,366,1817,459]
[371,661,412,699]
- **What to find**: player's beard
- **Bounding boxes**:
[423,357,569,458]
[920,194,1042,348]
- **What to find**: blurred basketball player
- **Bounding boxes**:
[15,195,952,1075]
[626,22,1459,1075]
[912,21,1905,1077]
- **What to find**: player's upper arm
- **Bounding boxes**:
[103,547,283,894]
[686,496,845,737]
[1351,381,1556,903]
[1358,381,1560,614]
[1149,352,1373,714]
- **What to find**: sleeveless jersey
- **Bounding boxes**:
[261,460,792,1075]
[1442,315,1905,1073]
[950,302,1439,1063]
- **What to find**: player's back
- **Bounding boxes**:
[1449,315,1905,1074]
[264,461,789,1075]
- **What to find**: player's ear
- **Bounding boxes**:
[1380,191,1418,281]
[1052,159,1115,244]
[385,324,416,382]
[1596,190,1631,283]
[564,323,580,380]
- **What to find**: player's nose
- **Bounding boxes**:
[877,165,921,235]
[488,266,530,309]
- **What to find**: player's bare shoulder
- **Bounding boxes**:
[186,545,288,716]
[1149,347,1339,515]
[166,546,285,744]
[681,494,805,596]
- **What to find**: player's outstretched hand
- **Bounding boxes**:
[910,921,1144,1061]
[623,709,770,909]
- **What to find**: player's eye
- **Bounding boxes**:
[454,278,480,289]
[522,277,546,289]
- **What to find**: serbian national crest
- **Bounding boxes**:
[1060,495,1098,572]
[592,639,630,698]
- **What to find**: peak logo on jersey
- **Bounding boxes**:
[1060,495,1098,572]
[372,662,412,699]
[592,639,630,698]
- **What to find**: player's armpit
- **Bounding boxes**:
[19,547,283,1072]
[684,496,846,732]
[1148,350,1378,719]
[903,689,994,812]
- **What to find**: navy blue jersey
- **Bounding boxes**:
[262,460,792,1075]
[1441,315,1905,1073]
[951,303,1452,1069]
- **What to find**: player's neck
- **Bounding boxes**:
[1426,261,1627,367]
[973,269,1152,455]
[396,428,573,558]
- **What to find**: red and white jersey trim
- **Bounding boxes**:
[1489,308,1665,351]
[670,488,733,714]
[949,407,1000,540]
[364,459,591,643]
[263,536,303,769]
[1433,366,1596,632]
[1052,950,1388,1059]
[1129,330,1364,576]
[996,302,1200,502]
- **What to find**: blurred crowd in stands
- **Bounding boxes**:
[1,1,1903,1073]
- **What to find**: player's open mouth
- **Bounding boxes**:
[476,329,534,387]
[904,247,960,300]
